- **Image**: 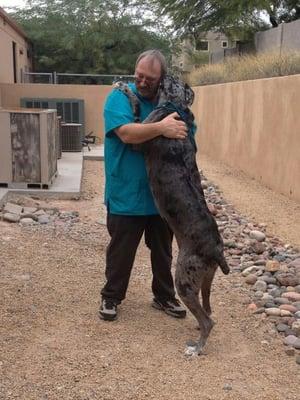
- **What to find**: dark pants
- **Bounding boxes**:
[101,213,175,303]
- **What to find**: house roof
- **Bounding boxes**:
[0,6,30,42]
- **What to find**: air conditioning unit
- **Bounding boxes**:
[56,116,62,159]
[0,108,58,189]
[61,123,82,152]
[20,97,85,137]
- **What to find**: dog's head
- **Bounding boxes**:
[158,75,194,108]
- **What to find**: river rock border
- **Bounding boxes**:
[1,178,300,365]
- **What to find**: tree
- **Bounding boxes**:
[10,0,172,74]
[152,0,300,37]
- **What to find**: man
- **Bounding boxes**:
[99,50,188,321]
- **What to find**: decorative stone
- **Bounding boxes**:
[252,242,265,255]
[207,203,217,215]
[20,213,39,221]
[286,286,297,292]
[253,307,265,314]
[3,213,20,223]
[279,264,289,273]
[19,218,35,226]
[284,329,297,337]
[254,291,264,299]
[288,258,300,269]
[242,266,261,277]
[23,206,38,214]
[264,302,276,308]
[254,259,267,266]
[281,317,296,326]
[283,335,298,346]
[34,209,47,216]
[282,292,300,302]
[253,280,267,292]
[280,310,292,317]
[274,297,290,305]
[247,303,257,312]
[250,230,266,242]
[268,288,282,298]
[265,260,280,272]
[245,274,257,284]
[295,285,300,293]
[276,273,299,287]
[38,215,50,224]
[265,308,281,316]
[279,304,297,313]
[262,293,274,302]
[276,323,289,332]
[291,321,300,336]
[260,276,277,284]
[3,202,23,215]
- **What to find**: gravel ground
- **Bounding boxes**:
[0,159,300,400]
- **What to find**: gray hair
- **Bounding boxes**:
[135,50,168,77]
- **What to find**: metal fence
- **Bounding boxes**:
[21,72,135,85]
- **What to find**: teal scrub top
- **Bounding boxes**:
[104,83,159,215]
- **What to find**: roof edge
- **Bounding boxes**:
[0,6,30,42]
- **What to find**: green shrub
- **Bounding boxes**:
[189,51,300,86]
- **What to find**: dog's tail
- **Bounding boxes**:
[216,254,230,275]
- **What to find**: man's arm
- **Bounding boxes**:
[115,112,188,144]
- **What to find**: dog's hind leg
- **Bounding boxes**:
[175,254,215,356]
[201,266,217,316]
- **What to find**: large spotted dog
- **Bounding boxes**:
[114,76,230,356]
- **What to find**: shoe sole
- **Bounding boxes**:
[99,311,117,321]
[151,301,186,319]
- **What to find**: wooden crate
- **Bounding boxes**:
[0,108,58,189]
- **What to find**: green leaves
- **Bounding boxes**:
[152,0,299,39]
[10,0,171,74]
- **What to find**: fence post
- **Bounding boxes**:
[53,71,57,84]
[279,23,284,57]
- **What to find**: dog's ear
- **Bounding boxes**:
[185,83,194,106]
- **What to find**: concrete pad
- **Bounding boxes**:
[0,145,105,205]
[83,144,104,161]
[0,152,83,203]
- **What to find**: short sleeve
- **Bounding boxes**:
[103,89,134,137]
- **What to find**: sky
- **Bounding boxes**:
[0,0,26,9]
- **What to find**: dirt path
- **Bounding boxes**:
[0,160,299,400]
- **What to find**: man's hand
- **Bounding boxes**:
[159,112,188,139]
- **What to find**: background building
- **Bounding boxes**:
[172,32,237,73]
[0,7,33,84]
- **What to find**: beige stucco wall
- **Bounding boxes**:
[1,76,299,202]
[255,19,300,54]
[192,74,300,201]
[0,83,112,139]
[0,12,32,83]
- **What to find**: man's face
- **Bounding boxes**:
[134,56,162,101]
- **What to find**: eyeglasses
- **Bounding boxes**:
[134,74,160,86]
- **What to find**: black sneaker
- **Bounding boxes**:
[152,298,186,318]
[99,299,118,321]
